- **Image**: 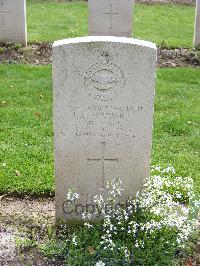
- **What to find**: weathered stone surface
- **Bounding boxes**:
[88,0,134,37]
[194,0,200,48]
[53,36,157,219]
[0,0,27,44]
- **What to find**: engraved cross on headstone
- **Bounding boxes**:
[104,4,119,31]
[0,2,10,30]
[87,142,118,189]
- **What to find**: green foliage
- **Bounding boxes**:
[11,43,23,50]
[26,1,195,47]
[41,239,68,260]
[39,169,198,265]
[16,236,36,250]
[41,216,180,266]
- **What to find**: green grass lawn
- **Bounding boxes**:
[0,65,199,196]
[27,0,195,47]
[0,65,53,195]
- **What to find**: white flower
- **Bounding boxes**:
[68,165,199,257]
[72,235,77,246]
[66,188,79,201]
[95,261,105,266]
[84,223,93,228]
[82,212,92,220]
[135,241,139,248]
[162,166,176,174]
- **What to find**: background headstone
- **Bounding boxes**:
[88,0,134,37]
[194,0,200,48]
[53,36,157,219]
[0,0,27,44]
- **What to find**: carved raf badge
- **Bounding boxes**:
[84,51,125,101]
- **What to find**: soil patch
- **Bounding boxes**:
[0,43,52,66]
[158,48,200,67]
[0,196,66,266]
[0,43,200,68]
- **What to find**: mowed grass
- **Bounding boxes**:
[0,65,53,195]
[0,65,199,196]
[153,68,200,194]
[27,0,195,47]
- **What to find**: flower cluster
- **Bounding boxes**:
[66,166,199,265]
[66,188,79,202]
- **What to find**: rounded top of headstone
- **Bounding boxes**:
[53,36,157,50]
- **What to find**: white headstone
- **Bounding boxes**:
[194,0,200,48]
[88,0,134,37]
[53,36,157,220]
[0,0,27,44]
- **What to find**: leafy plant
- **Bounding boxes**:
[41,167,199,265]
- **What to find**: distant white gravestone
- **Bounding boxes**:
[88,0,134,37]
[194,0,200,48]
[0,0,27,44]
[53,36,157,220]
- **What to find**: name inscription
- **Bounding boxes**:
[65,104,144,140]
